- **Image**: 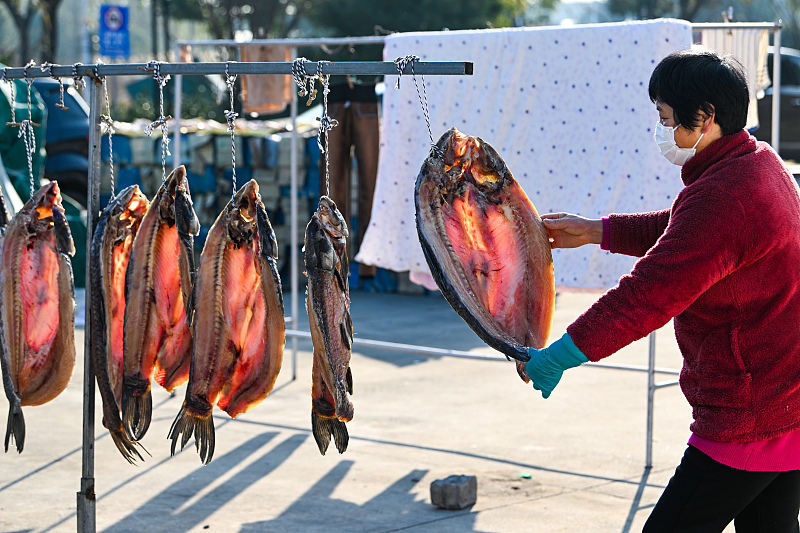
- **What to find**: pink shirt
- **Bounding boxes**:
[688,430,800,471]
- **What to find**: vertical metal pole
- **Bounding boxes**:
[78,75,102,533]
[289,46,299,381]
[174,71,183,168]
[645,331,656,469]
[771,25,782,153]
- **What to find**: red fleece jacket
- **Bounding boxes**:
[568,130,800,442]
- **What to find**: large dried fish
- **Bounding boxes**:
[415,128,555,374]
[169,179,284,465]
[305,196,353,455]
[122,166,199,441]
[0,182,76,453]
[89,185,150,463]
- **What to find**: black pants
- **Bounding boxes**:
[644,445,800,532]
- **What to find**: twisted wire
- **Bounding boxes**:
[315,63,338,197]
[291,57,318,105]
[21,60,37,196]
[100,75,116,200]
[72,63,86,91]
[224,62,239,198]
[2,67,17,126]
[144,61,171,186]
[41,63,68,110]
[394,55,443,159]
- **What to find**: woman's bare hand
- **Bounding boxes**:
[540,213,603,249]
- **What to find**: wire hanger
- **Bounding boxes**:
[291,58,338,198]
[394,55,442,160]
[99,71,116,201]
[143,61,171,188]
[19,60,40,198]
[224,62,239,199]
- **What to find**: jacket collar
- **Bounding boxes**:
[680,130,754,186]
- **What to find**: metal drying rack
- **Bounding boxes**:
[0,58,471,533]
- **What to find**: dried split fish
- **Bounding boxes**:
[0,182,76,453]
[305,196,354,455]
[90,185,150,463]
[415,128,555,378]
[169,179,284,464]
[122,166,199,442]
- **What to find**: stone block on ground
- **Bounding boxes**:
[430,475,477,510]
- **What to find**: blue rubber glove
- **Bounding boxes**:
[527,333,588,399]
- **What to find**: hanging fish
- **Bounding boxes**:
[122,166,199,442]
[305,196,353,455]
[415,128,555,378]
[0,182,76,454]
[169,179,284,465]
[89,185,150,463]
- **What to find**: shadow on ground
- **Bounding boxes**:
[240,461,492,533]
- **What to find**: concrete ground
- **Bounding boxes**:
[0,288,735,533]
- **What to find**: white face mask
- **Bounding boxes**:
[654,122,704,166]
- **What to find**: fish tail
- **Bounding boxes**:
[311,411,349,455]
[4,400,25,454]
[168,399,215,465]
[121,378,152,441]
[109,428,150,465]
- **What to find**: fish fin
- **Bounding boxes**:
[4,401,25,454]
[109,428,149,464]
[52,202,76,256]
[121,379,152,441]
[332,418,349,454]
[312,411,349,455]
[311,410,332,455]
[168,400,215,465]
[340,321,351,351]
[346,367,353,395]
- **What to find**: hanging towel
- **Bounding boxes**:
[699,28,770,131]
[356,19,693,291]
[240,45,292,115]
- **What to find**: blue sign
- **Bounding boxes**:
[99,5,129,58]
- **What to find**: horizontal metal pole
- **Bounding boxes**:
[585,361,681,375]
[655,379,680,389]
[0,61,472,79]
[690,22,781,30]
[286,329,682,375]
[286,329,509,361]
[178,36,387,47]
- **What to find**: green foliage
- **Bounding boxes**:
[169,0,314,39]
[306,0,528,36]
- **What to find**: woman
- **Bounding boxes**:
[529,50,800,532]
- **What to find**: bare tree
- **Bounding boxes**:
[0,0,38,65]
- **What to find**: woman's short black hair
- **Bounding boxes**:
[648,50,750,135]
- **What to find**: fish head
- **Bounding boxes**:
[227,179,261,245]
[316,196,348,240]
[31,180,61,219]
[421,129,510,205]
[108,185,150,238]
[22,181,75,254]
[304,216,336,273]
[159,166,200,235]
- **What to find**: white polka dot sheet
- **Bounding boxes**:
[356,19,694,292]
